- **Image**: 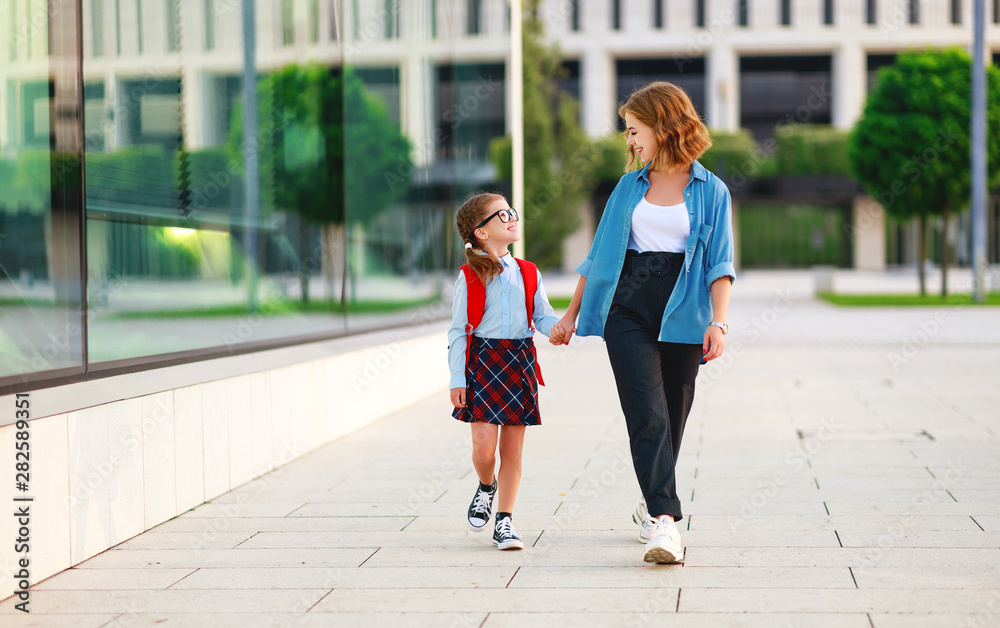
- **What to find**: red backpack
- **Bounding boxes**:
[460,259,544,385]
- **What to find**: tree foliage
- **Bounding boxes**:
[519,0,596,269]
[229,64,412,226]
[849,49,1000,293]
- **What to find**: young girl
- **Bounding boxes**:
[553,82,735,564]
[448,192,563,550]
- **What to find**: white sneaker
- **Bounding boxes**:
[632,499,655,544]
[642,517,684,564]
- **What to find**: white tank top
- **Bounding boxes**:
[627,196,690,253]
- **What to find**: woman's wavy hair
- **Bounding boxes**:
[618,81,712,173]
[456,192,506,284]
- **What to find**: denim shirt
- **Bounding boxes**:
[447,253,561,389]
[575,160,736,343]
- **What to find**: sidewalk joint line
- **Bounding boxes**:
[909,449,919,459]
[693,467,698,479]
[232,531,261,549]
[867,612,875,628]
[506,566,520,588]
[834,530,843,547]
[433,490,447,503]
[823,501,830,515]
[686,516,691,531]
[460,468,473,480]
[306,588,335,613]
[357,548,380,567]
[945,490,958,503]
[971,516,985,531]
[583,458,591,469]
[533,530,544,547]
[690,489,695,502]
[921,430,936,441]
[814,478,820,490]
[165,568,200,589]
[400,517,417,531]
[675,588,681,612]
[479,612,490,628]
[925,466,936,479]
[553,502,563,516]
[570,478,578,490]
[849,566,858,588]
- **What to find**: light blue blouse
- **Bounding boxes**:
[447,253,561,390]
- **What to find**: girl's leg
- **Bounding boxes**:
[496,425,526,513]
[470,423,500,485]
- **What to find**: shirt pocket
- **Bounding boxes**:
[697,223,713,251]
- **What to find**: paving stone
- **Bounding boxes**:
[30,568,194,590]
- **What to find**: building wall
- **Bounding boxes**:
[0,327,448,595]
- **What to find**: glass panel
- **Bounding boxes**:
[0,0,85,381]
[83,0,354,364]
[343,1,510,334]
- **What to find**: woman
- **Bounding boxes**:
[551,81,735,564]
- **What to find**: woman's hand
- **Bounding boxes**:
[702,325,725,361]
[450,387,467,408]
[549,322,565,345]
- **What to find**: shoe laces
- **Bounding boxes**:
[471,490,491,516]
[647,516,675,538]
[496,517,517,539]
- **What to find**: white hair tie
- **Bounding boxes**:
[464,242,473,249]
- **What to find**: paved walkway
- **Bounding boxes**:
[4,270,1000,627]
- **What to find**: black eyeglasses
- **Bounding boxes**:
[474,207,518,230]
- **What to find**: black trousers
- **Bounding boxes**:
[604,250,702,522]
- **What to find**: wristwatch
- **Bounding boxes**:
[709,321,728,334]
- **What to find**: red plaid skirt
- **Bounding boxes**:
[453,336,542,426]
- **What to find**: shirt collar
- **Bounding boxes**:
[499,252,516,267]
[634,159,707,184]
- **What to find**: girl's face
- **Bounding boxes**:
[624,111,658,165]
[474,198,520,249]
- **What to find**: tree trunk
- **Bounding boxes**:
[917,215,927,297]
[940,202,949,297]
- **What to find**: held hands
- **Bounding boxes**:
[450,387,466,408]
[702,325,725,361]
[549,316,577,346]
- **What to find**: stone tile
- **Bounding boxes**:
[31,567,194,590]
[201,379,231,500]
[0,615,120,627]
[178,502,307,518]
[683,547,1000,569]
[679,587,1000,614]
[853,564,1000,589]
[172,386,205,513]
[106,398,146,547]
[112,531,254,551]
[689,514,982,532]
[509,566,854,589]
[74,547,378,569]
[0,589,327,615]
[485,612,873,628]
[141,392,177,528]
[310,587,681,613]
[172,566,516,589]
[67,405,112,565]
[871,611,1000,628]
[91,613,487,628]
[837,530,1000,549]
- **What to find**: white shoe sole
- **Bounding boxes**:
[643,545,683,564]
[494,539,524,550]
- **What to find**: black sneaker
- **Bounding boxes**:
[492,515,524,550]
[467,480,497,532]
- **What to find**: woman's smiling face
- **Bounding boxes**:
[624,111,658,165]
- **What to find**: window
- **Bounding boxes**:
[115,0,122,54]
[695,0,706,26]
[136,0,143,53]
[282,0,294,45]
[908,0,919,23]
[166,0,178,52]
[204,0,215,50]
[310,0,319,43]
[467,0,481,34]
[994,0,1000,24]
[571,0,580,30]
[612,0,622,29]
[823,0,834,24]
[865,0,876,24]
[384,0,400,39]
[329,0,340,41]
[654,0,665,28]
[780,0,791,25]
[737,0,749,26]
[431,0,437,37]
[950,0,961,23]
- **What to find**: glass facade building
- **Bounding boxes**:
[0,0,512,392]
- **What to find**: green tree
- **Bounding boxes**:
[519,0,596,269]
[230,64,412,302]
[849,49,1000,296]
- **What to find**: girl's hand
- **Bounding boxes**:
[702,325,725,361]
[556,315,576,345]
[450,387,467,408]
[549,322,565,345]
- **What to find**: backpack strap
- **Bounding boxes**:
[460,264,485,378]
[515,258,544,386]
